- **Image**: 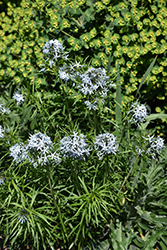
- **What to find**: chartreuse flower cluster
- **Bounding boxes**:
[1,0,167,129]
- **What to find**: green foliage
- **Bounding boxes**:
[0,3,167,248]
[1,0,167,136]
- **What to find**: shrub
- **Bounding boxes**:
[1,0,167,129]
[0,39,167,249]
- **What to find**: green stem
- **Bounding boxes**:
[119,155,139,194]
[46,165,68,247]
[62,85,73,130]
[93,110,97,136]
[104,156,109,184]
[73,161,81,193]
[118,120,128,146]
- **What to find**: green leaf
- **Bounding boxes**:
[151,216,167,225]
[140,113,167,129]
[159,240,167,250]
[146,113,167,121]
[107,53,112,74]
[161,236,167,246]
[95,239,110,250]
[129,245,139,250]
[115,62,122,137]
[20,105,33,125]
[133,238,145,248]
[142,228,166,250]
[136,55,157,97]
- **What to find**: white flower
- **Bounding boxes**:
[13,90,24,105]
[58,62,83,83]
[78,67,109,96]
[84,99,99,110]
[59,68,70,82]
[135,146,145,156]
[42,39,68,67]
[10,143,30,164]
[47,151,61,164]
[28,132,52,152]
[0,125,4,138]
[142,135,164,158]
[37,150,61,166]
[59,132,91,160]
[0,100,10,114]
[17,209,28,224]
[94,133,118,160]
[10,132,61,167]
[77,67,112,110]
[0,178,5,185]
[128,102,148,124]
[149,136,164,154]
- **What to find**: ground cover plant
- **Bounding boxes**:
[1,0,167,136]
[0,38,167,250]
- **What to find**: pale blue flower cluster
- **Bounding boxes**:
[59,62,84,83]
[42,39,68,67]
[10,132,61,167]
[136,135,164,158]
[10,131,120,163]
[77,67,112,110]
[0,125,4,138]
[59,131,91,160]
[28,132,52,151]
[128,102,148,124]
[10,143,30,164]
[0,177,5,185]
[135,146,145,156]
[13,90,24,105]
[84,99,99,111]
[17,209,28,224]
[94,133,118,160]
[0,100,10,114]
[41,40,115,110]
[144,135,164,158]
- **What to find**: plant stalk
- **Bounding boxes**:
[46,164,68,248]
[119,155,139,193]
[93,110,97,136]
[62,85,73,130]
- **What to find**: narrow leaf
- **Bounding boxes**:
[115,62,122,137]
[107,53,112,74]
[136,56,157,97]
[146,113,167,121]
[143,228,166,250]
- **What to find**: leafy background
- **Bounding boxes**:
[0,0,167,249]
[1,0,167,137]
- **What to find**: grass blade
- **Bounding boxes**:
[115,62,122,137]
[136,55,157,97]
[107,53,112,74]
